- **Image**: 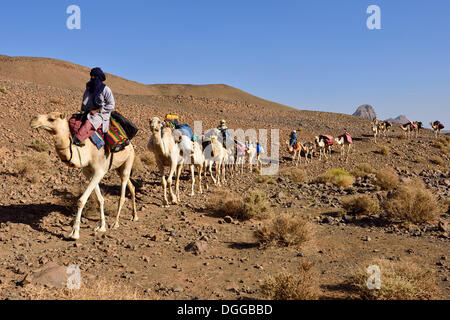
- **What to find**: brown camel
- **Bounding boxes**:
[30,112,137,240]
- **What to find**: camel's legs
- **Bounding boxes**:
[93,185,106,233]
[111,173,129,230]
[215,161,222,186]
[208,160,217,185]
[127,179,138,221]
[68,172,105,240]
[159,165,170,207]
[190,164,195,196]
[197,164,204,194]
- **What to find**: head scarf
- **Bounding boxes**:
[86,67,106,110]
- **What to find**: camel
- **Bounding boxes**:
[30,112,137,240]
[147,117,183,207]
[372,119,383,143]
[400,122,415,139]
[430,121,444,139]
[286,140,302,165]
[247,142,262,172]
[314,136,328,160]
[302,141,315,164]
[335,133,353,163]
[203,134,228,186]
[413,121,423,137]
[234,140,247,175]
[177,134,207,197]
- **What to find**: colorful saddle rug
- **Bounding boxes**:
[385,121,393,129]
[104,116,130,152]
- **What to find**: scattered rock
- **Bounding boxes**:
[184,241,208,255]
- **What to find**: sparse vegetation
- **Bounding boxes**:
[209,190,272,221]
[280,168,306,184]
[413,156,426,164]
[376,145,390,156]
[375,167,399,190]
[254,213,311,248]
[22,279,150,300]
[350,163,375,178]
[0,87,8,94]
[315,169,355,188]
[430,156,444,166]
[49,97,64,105]
[256,175,276,184]
[29,139,50,152]
[343,259,439,300]
[13,153,50,179]
[260,261,318,300]
[382,180,440,224]
[341,194,380,216]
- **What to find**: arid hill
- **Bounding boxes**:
[0,55,293,112]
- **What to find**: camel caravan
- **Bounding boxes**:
[372,118,443,142]
[27,68,447,240]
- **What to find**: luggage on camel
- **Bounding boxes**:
[319,135,334,147]
[104,116,130,152]
[69,113,129,152]
[341,133,352,144]
[111,111,138,140]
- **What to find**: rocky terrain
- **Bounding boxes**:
[0,57,449,300]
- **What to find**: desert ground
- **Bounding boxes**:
[0,56,448,300]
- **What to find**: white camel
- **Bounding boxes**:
[314,136,329,160]
[203,134,228,186]
[30,112,137,240]
[335,133,353,163]
[147,117,183,207]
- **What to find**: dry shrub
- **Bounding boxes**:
[431,141,443,149]
[376,145,390,156]
[29,139,50,152]
[0,87,8,94]
[22,279,151,300]
[13,153,50,178]
[375,168,399,190]
[316,169,355,188]
[254,213,311,247]
[209,190,272,220]
[256,175,276,184]
[139,152,156,167]
[414,156,426,164]
[260,261,318,300]
[445,198,450,213]
[243,190,273,220]
[382,180,440,223]
[341,194,380,216]
[350,163,375,178]
[430,156,444,166]
[49,97,64,105]
[280,168,306,184]
[344,259,439,300]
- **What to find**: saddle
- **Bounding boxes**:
[340,133,352,144]
[320,135,334,147]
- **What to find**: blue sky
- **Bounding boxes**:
[1,0,449,127]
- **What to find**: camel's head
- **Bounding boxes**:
[149,117,162,133]
[30,112,67,134]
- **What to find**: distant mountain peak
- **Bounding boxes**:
[353,104,377,120]
[385,115,409,124]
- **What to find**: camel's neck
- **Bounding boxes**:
[152,129,171,156]
[53,122,85,168]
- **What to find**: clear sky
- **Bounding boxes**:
[1,0,449,127]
